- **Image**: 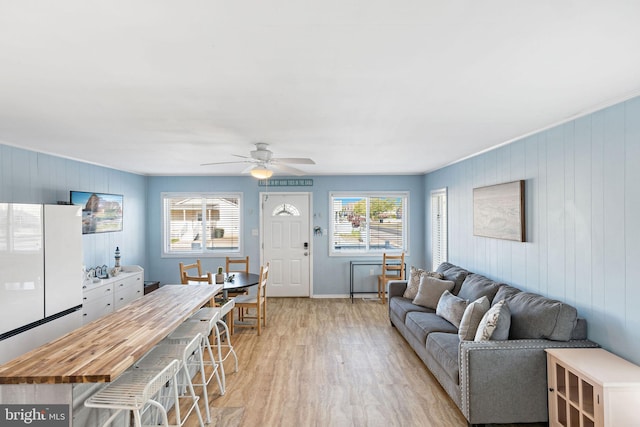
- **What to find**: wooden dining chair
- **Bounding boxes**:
[377,253,405,304]
[179,260,203,284]
[225,256,250,319]
[233,262,269,335]
[225,256,249,274]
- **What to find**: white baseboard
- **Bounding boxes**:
[310,293,380,299]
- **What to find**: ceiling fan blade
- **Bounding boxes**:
[232,154,252,160]
[270,163,306,176]
[200,160,252,166]
[272,157,315,165]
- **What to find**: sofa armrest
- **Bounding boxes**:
[459,339,599,425]
[387,280,408,299]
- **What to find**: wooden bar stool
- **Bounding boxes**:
[84,359,182,427]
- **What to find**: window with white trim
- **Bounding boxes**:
[162,193,241,256]
[431,188,447,270]
[330,192,408,255]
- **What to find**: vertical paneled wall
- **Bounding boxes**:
[424,96,640,364]
[0,144,147,271]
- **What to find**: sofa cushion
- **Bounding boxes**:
[457,273,501,303]
[474,299,511,341]
[426,332,461,385]
[436,290,468,328]
[493,284,522,302]
[572,318,588,340]
[403,266,443,300]
[413,276,455,309]
[435,262,469,295]
[405,311,458,345]
[389,296,432,323]
[504,292,578,341]
[458,296,490,341]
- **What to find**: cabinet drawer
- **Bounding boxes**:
[82,296,113,324]
[82,284,114,304]
[114,286,143,309]
[114,282,143,309]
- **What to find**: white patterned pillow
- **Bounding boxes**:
[403,267,443,299]
[474,299,511,341]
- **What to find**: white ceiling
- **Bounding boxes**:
[1,1,639,177]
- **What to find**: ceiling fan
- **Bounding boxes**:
[201,143,315,178]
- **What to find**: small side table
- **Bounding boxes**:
[143,281,160,295]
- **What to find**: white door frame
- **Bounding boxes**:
[259,191,313,297]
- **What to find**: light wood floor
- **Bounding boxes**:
[183,298,545,427]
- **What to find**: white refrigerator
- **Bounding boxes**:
[0,204,83,364]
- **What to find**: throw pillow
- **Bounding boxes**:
[403,267,443,299]
[436,290,468,328]
[412,276,455,310]
[474,299,511,341]
[458,296,490,341]
[403,266,424,299]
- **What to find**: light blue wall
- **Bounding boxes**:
[6,95,638,364]
[146,174,425,295]
[0,144,147,271]
[424,96,640,365]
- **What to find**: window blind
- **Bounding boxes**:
[431,189,447,270]
[330,193,408,255]
[163,193,241,255]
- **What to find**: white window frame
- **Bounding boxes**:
[431,188,448,270]
[161,192,243,257]
[329,191,409,257]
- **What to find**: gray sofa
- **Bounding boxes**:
[388,262,598,426]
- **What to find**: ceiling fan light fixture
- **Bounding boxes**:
[250,166,273,179]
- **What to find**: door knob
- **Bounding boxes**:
[304,252,308,256]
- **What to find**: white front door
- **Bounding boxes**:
[261,192,311,297]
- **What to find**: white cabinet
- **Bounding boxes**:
[82,282,114,324]
[82,266,144,324]
[114,271,144,310]
[546,348,640,427]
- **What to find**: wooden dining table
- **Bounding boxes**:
[222,271,260,298]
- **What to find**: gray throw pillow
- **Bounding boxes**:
[403,267,443,299]
[474,299,511,341]
[412,276,455,309]
[458,296,490,341]
[436,290,468,328]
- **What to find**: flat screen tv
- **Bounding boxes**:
[70,191,123,234]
